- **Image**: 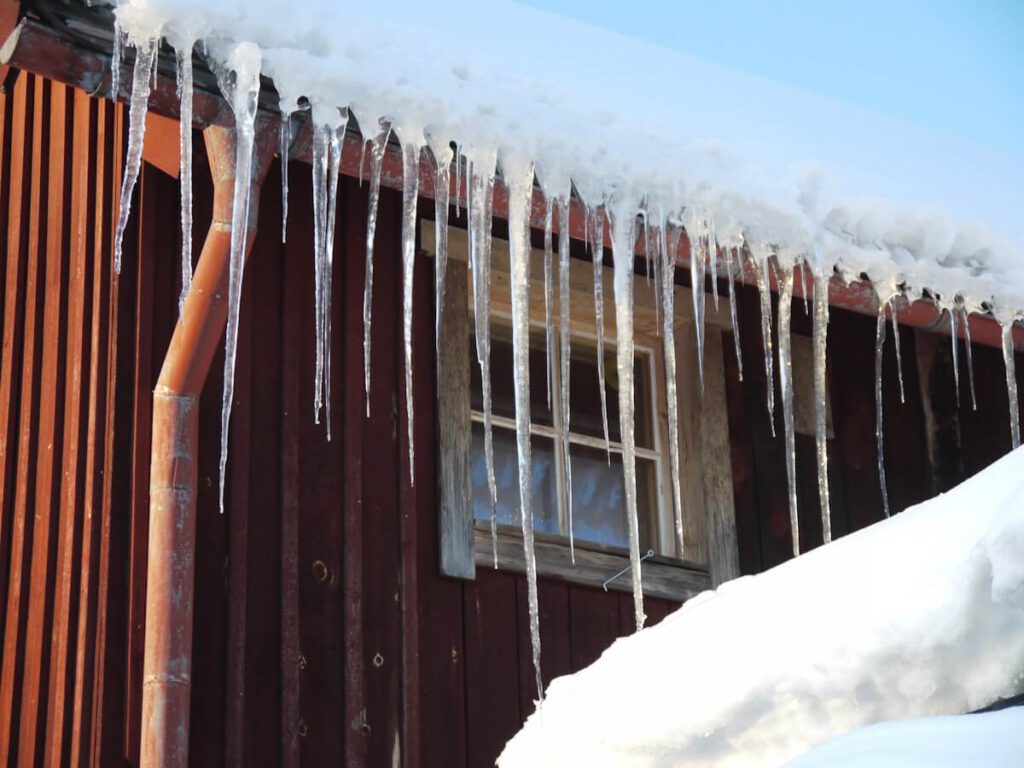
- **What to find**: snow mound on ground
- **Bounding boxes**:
[499,448,1024,768]
[781,707,1024,768]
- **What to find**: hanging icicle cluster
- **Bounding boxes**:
[107,10,1024,709]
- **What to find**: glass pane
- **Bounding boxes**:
[469,326,553,427]
[568,343,654,449]
[471,423,559,536]
[569,445,659,552]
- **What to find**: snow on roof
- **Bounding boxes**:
[782,707,1024,768]
[110,0,1024,318]
[498,446,1024,768]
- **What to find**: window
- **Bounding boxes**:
[429,222,741,600]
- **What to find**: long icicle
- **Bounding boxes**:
[279,105,292,243]
[660,215,685,559]
[110,18,123,99]
[689,222,706,392]
[399,139,421,484]
[310,121,329,425]
[323,110,347,441]
[592,207,611,457]
[875,302,891,518]
[961,303,978,411]
[429,139,453,359]
[708,221,719,310]
[727,246,744,381]
[610,203,645,631]
[889,297,906,404]
[813,266,832,543]
[558,198,575,562]
[949,305,961,408]
[113,37,158,275]
[363,122,392,415]
[1001,319,1021,450]
[506,157,544,702]
[755,249,776,434]
[543,197,555,412]
[215,43,262,514]
[469,153,499,565]
[175,42,195,314]
[777,265,799,556]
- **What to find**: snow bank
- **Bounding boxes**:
[107,0,1024,317]
[782,708,1024,768]
[498,447,1024,768]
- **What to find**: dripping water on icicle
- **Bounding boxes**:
[659,214,685,559]
[960,302,977,411]
[726,246,744,381]
[398,136,422,484]
[113,36,158,275]
[468,153,499,566]
[505,156,544,702]
[813,265,832,543]
[1001,320,1021,450]
[362,122,392,416]
[610,202,645,631]
[558,198,575,562]
[875,301,891,518]
[215,43,262,514]
[776,264,799,556]
[429,139,453,359]
[591,206,612,459]
[889,297,906,404]
[174,41,195,315]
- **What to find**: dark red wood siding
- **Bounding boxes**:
[1,74,1021,767]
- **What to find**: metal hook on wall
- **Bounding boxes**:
[602,549,655,591]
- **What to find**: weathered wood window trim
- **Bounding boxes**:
[427,224,741,600]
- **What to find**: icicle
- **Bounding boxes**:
[689,222,706,393]
[175,42,195,315]
[777,267,799,556]
[323,110,347,442]
[889,298,906,404]
[949,306,961,408]
[726,246,744,381]
[610,203,645,631]
[112,37,158,275]
[591,207,611,457]
[660,214,684,559]
[505,157,544,702]
[215,43,262,514]
[110,18,123,99]
[1001,320,1021,450]
[800,260,811,315]
[961,303,977,411]
[429,139,453,359]
[813,267,832,543]
[558,199,575,562]
[708,221,719,310]
[543,197,555,412]
[454,143,462,217]
[650,213,661,333]
[279,107,291,243]
[362,122,392,415]
[875,303,891,518]
[754,250,775,434]
[399,138,421,484]
[310,121,329,425]
[468,153,499,566]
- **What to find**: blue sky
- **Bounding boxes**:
[517,0,1023,154]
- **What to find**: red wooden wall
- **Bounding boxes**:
[2,75,1022,767]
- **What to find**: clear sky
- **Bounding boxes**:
[516,0,1023,154]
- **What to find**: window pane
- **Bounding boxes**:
[469,327,553,427]
[568,445,659,552]
[567,344,654,449]
[471,423,559,536]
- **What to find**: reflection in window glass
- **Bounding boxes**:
[569,445,657,551]
[469,330,553,427]
[470,424,559,536]
[567,344,653,449]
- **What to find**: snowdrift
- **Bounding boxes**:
[499,447,1024,768]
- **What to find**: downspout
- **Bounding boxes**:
[141,123,274,767]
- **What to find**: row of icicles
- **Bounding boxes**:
[108,30,1022,704]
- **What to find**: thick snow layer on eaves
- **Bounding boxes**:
[110,0,1024,317]
[498,447,1024,768]
[781,708,1024,768]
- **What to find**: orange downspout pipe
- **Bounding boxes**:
[140,123,274,767]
